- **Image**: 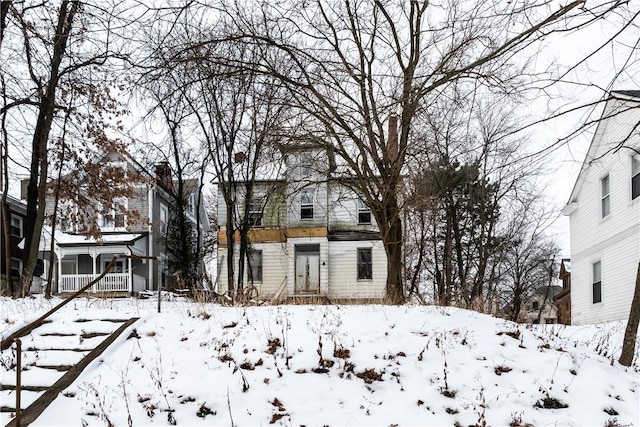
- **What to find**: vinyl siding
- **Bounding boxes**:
[328,240,387,298]
[567,96,640,324]
[216,243,289,298]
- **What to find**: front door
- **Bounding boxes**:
[295,245,320,294]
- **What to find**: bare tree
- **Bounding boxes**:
[619,261,640,367]
[1,1,139,296]
[139,7,289,293]
[197,0,628,303]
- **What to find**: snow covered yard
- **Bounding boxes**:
[1,296,638,426]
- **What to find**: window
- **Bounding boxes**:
[601,174,610,218]
[532,301,539,310]
[248,250,263,282]
[357,248,372,280]
[159,203,169,235]
[104,259,124,273]
[300,189,314,219]
[58,203,73,232]
[61,257,77,275]
[10,214,23,237]
[357,199,371,224]
[632,153,640,200]
[187,193,195,215]
[592,261,602,304]
[545,318,555,324]
[300,152,313,177]
[248,198,263,227]
[102,198,126,228]
[10,258,22,277]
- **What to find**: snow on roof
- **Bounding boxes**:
[24,226,143,251]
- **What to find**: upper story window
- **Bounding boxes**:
[159,203,169,235]
[299,152,313,177]
[57,202,75,232]
[300,189,314,220]
[102,198,127,229]
[10,214,23,238]
[592,260,602,304]
[357,199,372,224]
[601,174,610,218]
[248,198,263,227]
[632,153,640,200]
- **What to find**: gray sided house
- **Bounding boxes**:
[217,145,388,301]
[1,195,45,294]
[41,151,209,295]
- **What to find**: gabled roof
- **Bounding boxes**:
[563,90,640,211]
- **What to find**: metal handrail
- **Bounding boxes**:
[1,254,155,351]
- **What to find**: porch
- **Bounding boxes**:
[59,273,146,294]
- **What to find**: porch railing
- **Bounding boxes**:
[59,273,140,293]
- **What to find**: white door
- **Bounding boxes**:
[295,254,320,293]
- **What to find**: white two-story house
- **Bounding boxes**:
[41,151,209,295]
[217,145,388,301]
[562,90,640,325]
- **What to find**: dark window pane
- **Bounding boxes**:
[357,248,372,280]
[632,173,640,200]
[593,281,602,303]
[301,206,314,219]
[358,211,371,224]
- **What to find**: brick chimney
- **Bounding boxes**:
[155,162,173,191]
[387,115,398,163]
[20,179,30,200]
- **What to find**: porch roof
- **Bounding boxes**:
[27,226,145,251]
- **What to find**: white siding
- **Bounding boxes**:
[216,243,289,298]
[328,240,387,299]
[566,96,640,325]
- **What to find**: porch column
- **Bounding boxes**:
[90,250,97,275]
[128,252,133,294]
[90,250,98,293]
[56,248,63,293]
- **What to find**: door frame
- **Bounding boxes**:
[294,244,320,294]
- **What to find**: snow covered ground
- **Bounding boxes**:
[1,295,638,426]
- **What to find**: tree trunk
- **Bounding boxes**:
[376,196,404,304]
[619,261,640,367]
[225,194,235,292]
[20,0,79,296]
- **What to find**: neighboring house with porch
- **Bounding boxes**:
[41,151,209,295]
[216,144,387,301]
[562,90,640,325]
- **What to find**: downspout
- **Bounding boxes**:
[148,186,154,290]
